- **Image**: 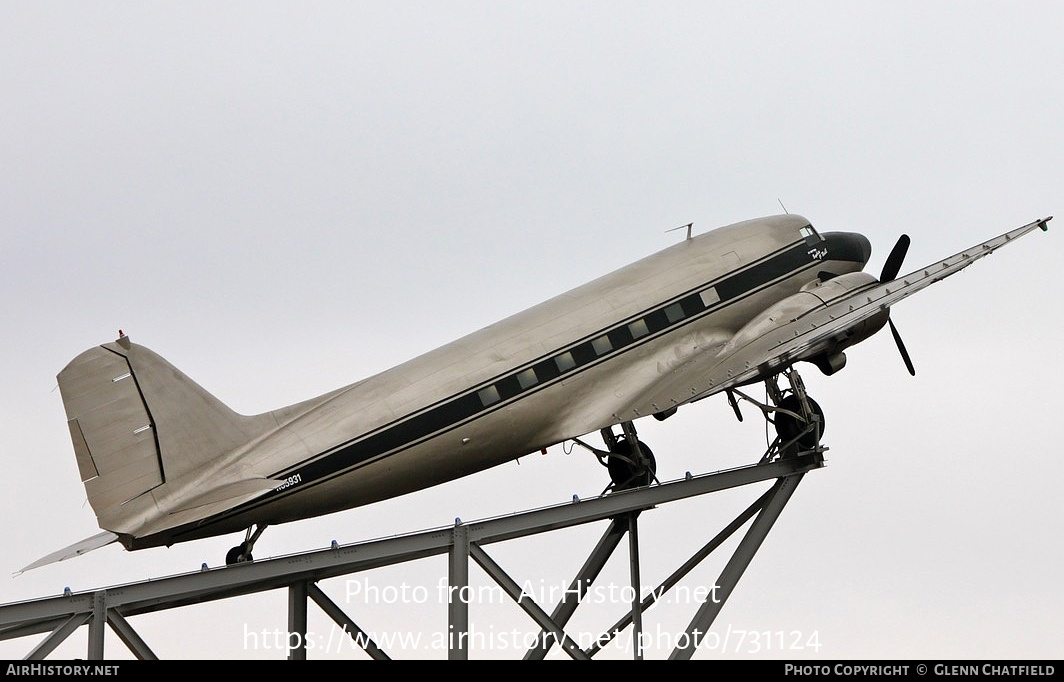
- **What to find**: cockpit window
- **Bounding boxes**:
[799,225,823,246]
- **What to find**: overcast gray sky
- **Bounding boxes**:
[2,1,1061,660]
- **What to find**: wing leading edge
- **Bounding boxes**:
[713,216,1051,390]
[632,217,1051,415]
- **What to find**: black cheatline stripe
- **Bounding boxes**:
[279,238,804,472]
[282,242,816,484]
[170,239,849,539]
[273,240,805,476]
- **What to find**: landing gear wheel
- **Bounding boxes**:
[773,395,826,451]
[225,524,268,566]
[607,438,656,491]
[225,542,253,566]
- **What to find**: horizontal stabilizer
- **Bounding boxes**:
[18,531,119,574]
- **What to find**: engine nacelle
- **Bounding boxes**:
[724,272,887,376]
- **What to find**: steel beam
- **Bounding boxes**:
[24,613,89,661]
[669,473,805,660]
[307,583,391,660]
[288,581,308,660]
[627,512,643,660]
[462,454,819,546]
[106,610,157,660]
[87,591,106,660]
[0,452,822,660]
[469,543,589,660]
[448,522,469,660]
[587,488,772,656]
[523,516,629,660]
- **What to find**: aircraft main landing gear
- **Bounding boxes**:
[729,367,827,464]
[773,394,825,452]
[605,437,657,491]
[571,421,658,493]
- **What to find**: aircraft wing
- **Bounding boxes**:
[632,217,1051,415]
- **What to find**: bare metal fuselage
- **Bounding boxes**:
[52,214,879,555]
[109,215,865,548]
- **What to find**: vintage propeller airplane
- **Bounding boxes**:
[24,213,1050,571]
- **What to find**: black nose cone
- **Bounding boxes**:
[822,232,872,266]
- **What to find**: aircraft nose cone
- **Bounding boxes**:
[853,232,872,264]
[823,231,872,266]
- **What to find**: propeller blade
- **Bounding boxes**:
[888,317,916,376]
[880,234,911,282]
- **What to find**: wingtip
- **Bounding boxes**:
[1039,216,1052,231]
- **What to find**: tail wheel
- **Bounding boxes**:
[607,438,656,491]
[225,542,254,566]
[774,395,826,451]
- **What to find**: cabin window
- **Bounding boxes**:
[516,368,538,390]
[700,288,720,307]
[591,335,612,356]
[555,351,576,373]
[628,319,649,339]
[477,385,500,406]
[664,302,684,323]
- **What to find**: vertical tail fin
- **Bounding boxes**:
[58,336,274,529]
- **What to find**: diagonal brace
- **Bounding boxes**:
[524,515,630,660]
[670,474,805,660]
[588,486,773,656]
[469,543,590,660]
[308,583,391,660]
